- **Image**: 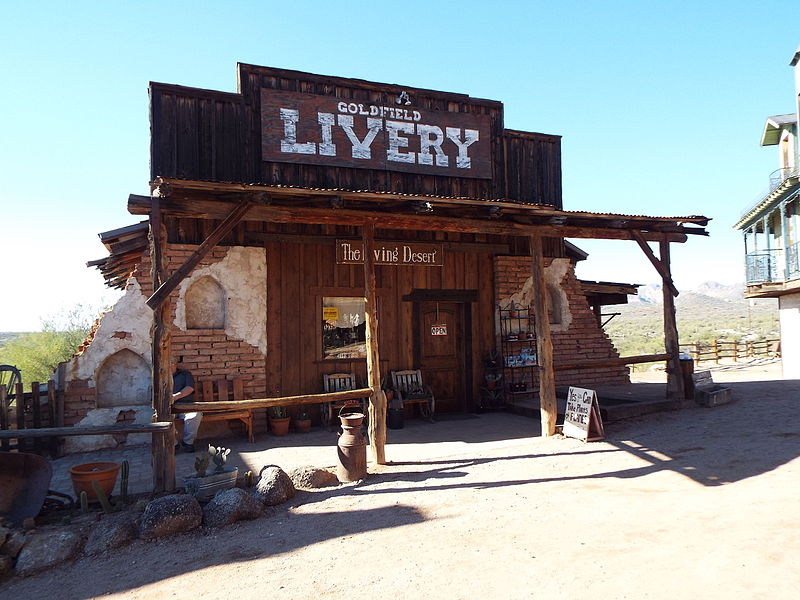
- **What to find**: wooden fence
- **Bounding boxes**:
[0,380,62,455]
[681,339,780,364]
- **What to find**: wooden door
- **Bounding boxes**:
[418,301,465,412]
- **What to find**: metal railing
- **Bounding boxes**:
[745,249,781,283]
[740,166,800,221]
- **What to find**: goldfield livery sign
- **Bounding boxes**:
[261,90,492,179]
[335,240,443,266]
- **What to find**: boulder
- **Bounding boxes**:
[289,466,339,489]
[202,488,263,527]
[252,466,296,506]
[0,531,27,558]
[85,514,138,555]
[0,555,12,578]
[139,495,202,540]
[15,530,83,577]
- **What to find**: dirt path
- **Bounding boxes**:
[3,360,799,599]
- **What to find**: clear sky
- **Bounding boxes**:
[1,1,798,331]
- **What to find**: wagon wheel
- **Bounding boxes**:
[0,365,21,406]
[321,402,334,430]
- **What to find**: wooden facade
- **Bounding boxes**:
[77,64,710,492]
[150,64,562,206]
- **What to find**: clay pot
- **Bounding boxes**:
[69,462,121,501]
[294,418,312,433]
[269,417,290,436]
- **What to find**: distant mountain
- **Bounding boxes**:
[631,282,756,305]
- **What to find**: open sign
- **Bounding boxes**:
[431,324,448,336]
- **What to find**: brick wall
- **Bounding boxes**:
[63,244,269,436]
[494,256,629,389]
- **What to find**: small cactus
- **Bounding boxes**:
[91,480,114,514]
[80,491,89,514]
[120,460,129,504]
[193,453,209,478]
[209,445,231,473]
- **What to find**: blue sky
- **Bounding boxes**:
[1,1,798,331]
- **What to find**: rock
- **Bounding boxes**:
[252,466,296,506]
[0,555,12,578]
[289,466,339,489]
[85,514,138,555]
[202,488,263,527]
[139,495,202,540]
[15,530,83,577]
[0,531,27,558]
[0,526,8,548]
[22,518,36,530]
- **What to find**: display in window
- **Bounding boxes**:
[322,297,366,359]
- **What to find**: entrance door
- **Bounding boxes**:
[418,301,466,413]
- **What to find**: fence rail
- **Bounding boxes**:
[681,338,780,364]
[0,380,62,455]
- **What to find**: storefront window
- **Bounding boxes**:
[322,297,366,359]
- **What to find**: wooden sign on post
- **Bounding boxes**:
[563,386,605,442]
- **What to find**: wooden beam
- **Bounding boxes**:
[363,222,387,465]
[149,198,175,493]
[146,199,253,309]
[554,353,672,371]
[128,195,692,243]
[171,388,373,412]
[530,234,557,436]
[631,231,679,297]
[660,240,685,400]
[0,423,173,440]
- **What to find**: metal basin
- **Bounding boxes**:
[0,451,52,526]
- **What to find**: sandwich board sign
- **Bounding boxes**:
[563,387,605,442]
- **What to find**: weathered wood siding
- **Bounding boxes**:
[150,64,562,207]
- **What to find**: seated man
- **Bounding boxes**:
[173,359,201,453]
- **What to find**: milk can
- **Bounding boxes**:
[336,403,367,482]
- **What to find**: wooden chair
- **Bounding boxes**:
[173,378,254,443]
[391,369,435,421]
[322,373,368,429]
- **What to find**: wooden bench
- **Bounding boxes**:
[391,369,435,420]
[692,370,732,407]
[173,378,254,442]
[322,373,369,429]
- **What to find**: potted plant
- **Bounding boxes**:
[485,348,499,368]
[485,372,502,390]
[268,406,290,436]
[183,445,238,502]
[69,461,121,502]
[294,409,312,433]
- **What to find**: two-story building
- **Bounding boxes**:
[735,46,800,378]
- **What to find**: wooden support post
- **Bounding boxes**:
[0,385,8,450]
[362,221,387,464]
[659,240,685,399]
[529,235,557,436]
[15,382,26,452]
[149,197,176,492]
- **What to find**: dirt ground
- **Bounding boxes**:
[3,359,799,599]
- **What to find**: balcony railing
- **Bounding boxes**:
[740,166,800,221]
[746,243,800,284]
[746,249,781,284]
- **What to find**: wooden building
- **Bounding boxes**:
[65,64,708,491]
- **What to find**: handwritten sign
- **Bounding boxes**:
[431,324,447,336]
[563,387,604,442]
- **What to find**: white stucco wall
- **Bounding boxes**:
[778,293,800,379]
[174,246,268,354]
[499,258,573,333]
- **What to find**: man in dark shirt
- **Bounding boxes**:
[173,359,201,452]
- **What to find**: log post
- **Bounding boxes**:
[659,240,685,399]
[530,235,557,436]
[362,221,387,464]
[149,196,176,492]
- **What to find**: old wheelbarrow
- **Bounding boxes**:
[0,451,71,526]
